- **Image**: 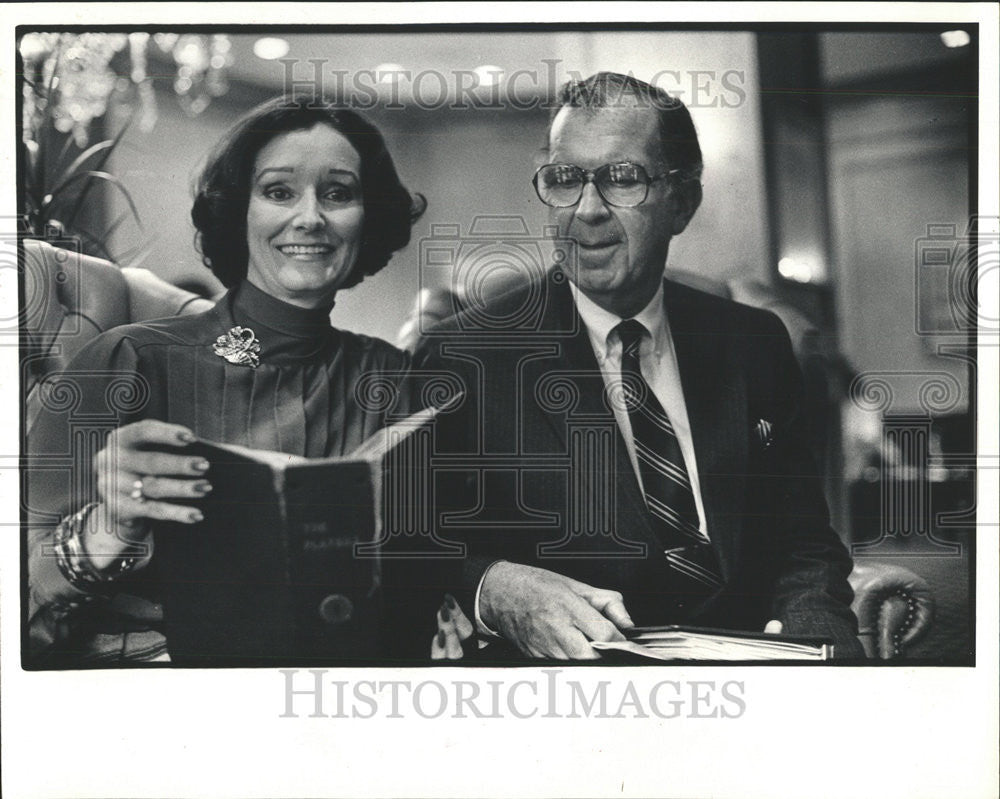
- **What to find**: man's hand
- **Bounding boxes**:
[764,620,783,634]
[479,562,634,659]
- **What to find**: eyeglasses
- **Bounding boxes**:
[532,162,679,208]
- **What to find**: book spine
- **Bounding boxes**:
[281,461,380,659]
[270,463,291,584]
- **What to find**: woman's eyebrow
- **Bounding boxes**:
[255,166,293,180]
[254,167,359,180]
[327,168,360,181]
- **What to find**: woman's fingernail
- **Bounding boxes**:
[193,481,212,495]
[178,431,196,443]
[444,593,457,610]
[440,604,451,623]
[192,460,210,473]
[436,630,445,648]
[188,510,204,523]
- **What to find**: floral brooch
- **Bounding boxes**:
[213,326,261,368]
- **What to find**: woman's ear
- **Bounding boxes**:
[669,179,703,235]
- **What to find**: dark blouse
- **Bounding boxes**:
[27,281,412,663]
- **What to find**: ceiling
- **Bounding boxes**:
[221,30,972,100]
[223,31,594,99]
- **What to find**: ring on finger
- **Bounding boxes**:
[129,477,147,504]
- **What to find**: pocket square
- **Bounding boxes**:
[754,418,774,450]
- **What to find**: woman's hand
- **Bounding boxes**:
[430,594,475,660]
[90,420,211,569]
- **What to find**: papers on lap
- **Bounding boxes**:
[592,625,834,661]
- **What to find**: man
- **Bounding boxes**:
[415,72,863,660]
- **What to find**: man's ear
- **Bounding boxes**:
[532,146,550,171]
[669,179,702,235]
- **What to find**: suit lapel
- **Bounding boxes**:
[523,274,749,573]
[527,274,603,440]
[526,276,662,553]
[664,280,746,581]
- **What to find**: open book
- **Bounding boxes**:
[591,625,834,661]
[154,400,456,666]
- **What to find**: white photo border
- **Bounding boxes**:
[2,4,997,798]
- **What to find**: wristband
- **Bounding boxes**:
[53,503,140,589]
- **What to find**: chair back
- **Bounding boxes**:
[21,239,213,429]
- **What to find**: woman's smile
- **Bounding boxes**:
[275,242,336,259]
[246,123,365,308]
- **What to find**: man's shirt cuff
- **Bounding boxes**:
[474,560,506,638]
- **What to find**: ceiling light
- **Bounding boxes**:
[474,65,504,87]
[253,37,290,60]
[375,63,406,84]
[940,30,970,49]
[778,257,814,283]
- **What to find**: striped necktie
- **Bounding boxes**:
[615,319,722,595]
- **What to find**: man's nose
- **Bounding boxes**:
[293,192,324,230]
[574,181,611,224]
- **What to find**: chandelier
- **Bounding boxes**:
[19,31,234,147]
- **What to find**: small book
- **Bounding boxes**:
[591,625,834,661]
[153,400,456,666]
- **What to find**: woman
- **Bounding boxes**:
[27,96,427,665]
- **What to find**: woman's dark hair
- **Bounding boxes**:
[191,95,425,289]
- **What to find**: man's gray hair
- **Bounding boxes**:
[550,71,704,181]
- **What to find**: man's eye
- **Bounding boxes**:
[608,165,642,186]
[548,167,582,187]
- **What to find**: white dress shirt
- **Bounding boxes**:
[474,280,709,636]
[572,282,709,537]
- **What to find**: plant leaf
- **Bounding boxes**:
[49,140,117,197]
[100,209,134,242]
[61,115,135,232]
[48,169,144,236]
[92,114,133,175]
[64,224,115,262]
[114,242,155,269]
[20,141,45,211]
[35,37,64,195]
[50,133,86,189]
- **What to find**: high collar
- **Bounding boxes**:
[227,280,336,363]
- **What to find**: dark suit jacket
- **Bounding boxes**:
[412,271,863,657]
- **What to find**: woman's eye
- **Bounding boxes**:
[262,185,292,201]
[323,185,357,203]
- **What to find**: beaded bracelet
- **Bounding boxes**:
[52,502,140,590]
